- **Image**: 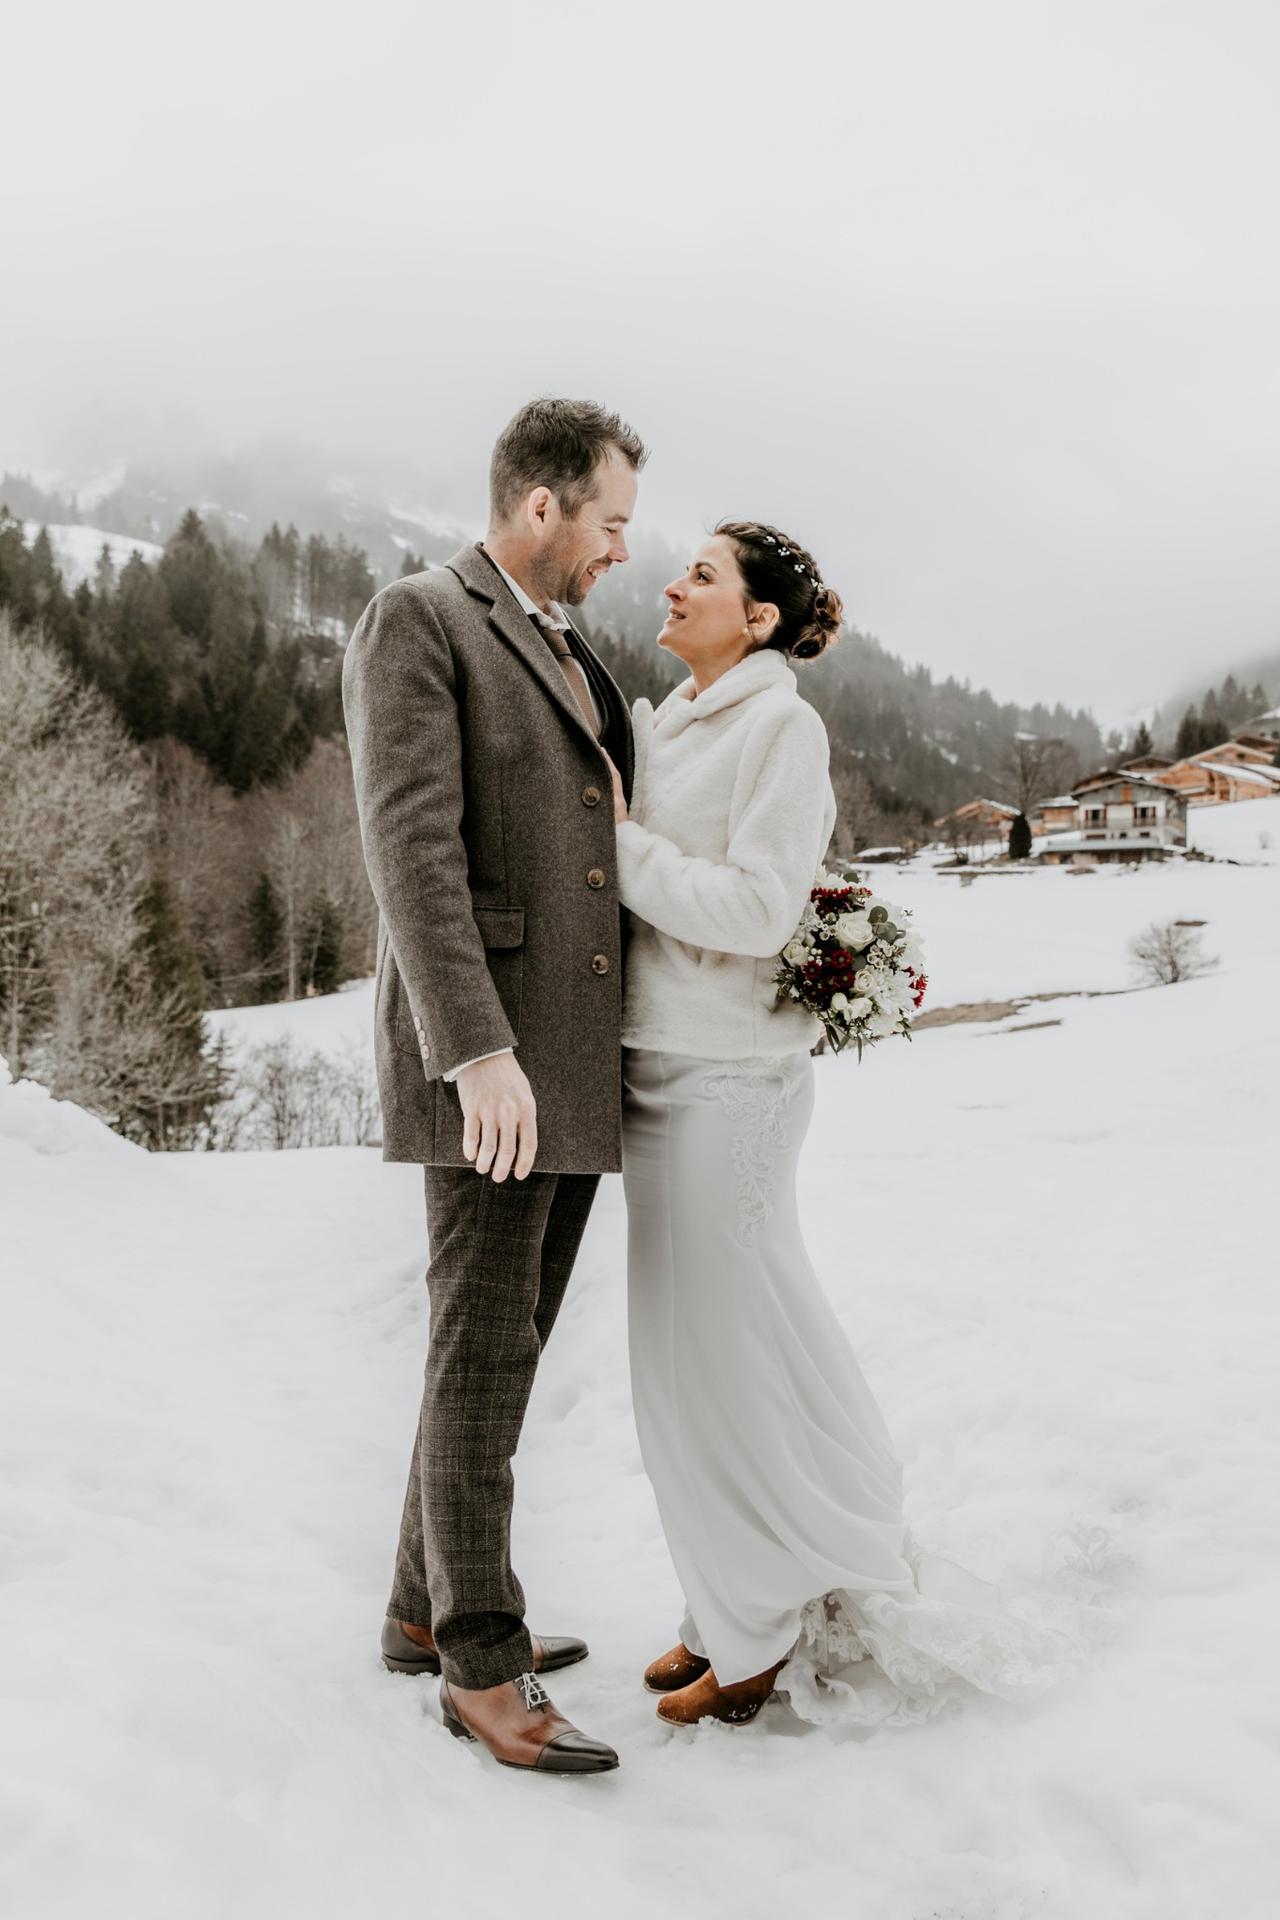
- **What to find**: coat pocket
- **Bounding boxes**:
[390,909,527,1061]
[472,907,525,949]
[474,907,525,1035]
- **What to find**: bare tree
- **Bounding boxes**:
[225,1035,380,1149]
[830,754,908,858]
[0,617,152,1077]
[1129,920,1218,986]
[997,734,1079,815]
[0,618,223,1141]
[235,737,376,1001]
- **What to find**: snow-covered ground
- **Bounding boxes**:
[5,825,1279,1919]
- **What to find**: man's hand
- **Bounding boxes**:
[603,750,628,823]
[455,1053,538,1181]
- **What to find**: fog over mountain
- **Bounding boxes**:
[5,1,1280,724]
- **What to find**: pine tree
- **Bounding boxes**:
[308,896,344,995]
[125,870,223,1149]
[248,872,285,999]
[29,525,58,594]
[1128,720,1153,758]
[1008,811,1033,860]
[1199,690,1225,749]
[93,543,117,603]
[159,509,221,643]
[1174,707,1200,759]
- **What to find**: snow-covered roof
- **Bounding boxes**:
[1192,761,1280,788]
[1036,795,1078,809]
[1073,774,1175,798]
[1040,832,1180,853]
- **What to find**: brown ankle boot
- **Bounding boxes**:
[643,1642,712,1694]
[655,1658,786,1727]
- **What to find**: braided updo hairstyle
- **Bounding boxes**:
[715,520,843,662]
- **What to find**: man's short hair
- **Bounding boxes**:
[489,398,647,524]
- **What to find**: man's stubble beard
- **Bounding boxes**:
[527,547,584,610]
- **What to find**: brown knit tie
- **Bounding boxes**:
[530,615,601,739]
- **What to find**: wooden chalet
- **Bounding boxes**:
[933,797,1017,851]
[1154,733,1280,806]
[1037,775,1186,865]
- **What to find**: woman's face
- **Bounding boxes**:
[658,535,777,674]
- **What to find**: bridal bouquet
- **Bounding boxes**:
[773,868,927,1058]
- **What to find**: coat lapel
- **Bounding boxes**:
[446,543,601,749]
[446,544,633,791]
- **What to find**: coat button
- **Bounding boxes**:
[582,785,601,806]
[413,1015,423,1031]
[421,1043,431,1060]
[591,953,610,975]
[586,868,605,889]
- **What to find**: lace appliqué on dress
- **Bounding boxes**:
[777,1535,1083,1728]
[699,1061,802,1247]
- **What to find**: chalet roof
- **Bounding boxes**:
[1223,733,1279,754]
[1035,795,1078,809]
[1119,754,1174,770]
[1192,760,1280,788]
[935,798,1017,822]
[1072,773,1176,798]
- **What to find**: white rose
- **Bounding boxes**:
[834,912,874,950]
[783,939,809,965]
[829,991,849,1012]
[854,969,873,992]
[845,995,872,1020]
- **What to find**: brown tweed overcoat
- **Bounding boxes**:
[342,543,634,1171]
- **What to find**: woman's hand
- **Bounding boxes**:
[603,750,628,823]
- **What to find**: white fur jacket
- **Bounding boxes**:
[616,647,837,1059]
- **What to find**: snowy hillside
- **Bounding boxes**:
[4,849,1279,1919]
[1187,794,1279,863]
[21,519,163,583]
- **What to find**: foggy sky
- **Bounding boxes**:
[4,0,1279,722]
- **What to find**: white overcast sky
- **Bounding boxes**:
[3,0,1279,719]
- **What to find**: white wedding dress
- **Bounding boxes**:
[622,1045,1074,1727]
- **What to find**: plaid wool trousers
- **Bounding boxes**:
[387,1164,600,1690]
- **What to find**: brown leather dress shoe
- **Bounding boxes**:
[643,1642,712,1694]
[440,1672,620,1774]
[655,1658,787,1727]
[381,1618,588,1678]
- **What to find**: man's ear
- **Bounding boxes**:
[525,486,554,532]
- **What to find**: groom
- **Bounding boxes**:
[342,398,645,1775]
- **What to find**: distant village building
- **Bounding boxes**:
[1037,776,1187,865]
[1030,795,1078,837]
[933,797,1017,853]
[940,720,1277,865]
[1116,753,1175,777]
[1154,733,1280,806]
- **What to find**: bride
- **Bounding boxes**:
[606,521,1067,1729]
